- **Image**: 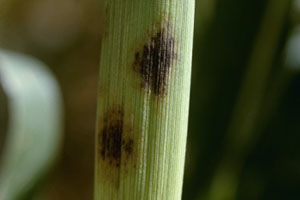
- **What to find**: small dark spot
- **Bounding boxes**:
[123,139,134,156]
[134,25,176,96]
[99,106,135,168]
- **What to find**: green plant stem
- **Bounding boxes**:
[94,1,195,199]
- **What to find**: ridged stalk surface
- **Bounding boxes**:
[95,1,195,199]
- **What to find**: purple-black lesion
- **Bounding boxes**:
[99,106,134,168]
[134,25,176,97]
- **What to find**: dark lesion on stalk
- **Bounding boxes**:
[98,106,134,169]
[134,24,176,97]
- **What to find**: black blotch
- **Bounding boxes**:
[99,107,134,168]
[134,26,176,96]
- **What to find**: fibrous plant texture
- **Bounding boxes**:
[95,1,195,199]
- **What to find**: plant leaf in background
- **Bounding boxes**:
[0,50,63,200]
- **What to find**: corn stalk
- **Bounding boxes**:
[94,0,195,199]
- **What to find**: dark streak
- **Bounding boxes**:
[0,79,9,158]
[99,106,134,169]
[134,25,176,96]
[101,3,110,39]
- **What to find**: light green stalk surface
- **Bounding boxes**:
[95,1,195,199]
[0,50,63,200]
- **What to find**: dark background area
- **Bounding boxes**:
[1,0,300,199]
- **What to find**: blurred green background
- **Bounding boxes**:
[1,0,300,199]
